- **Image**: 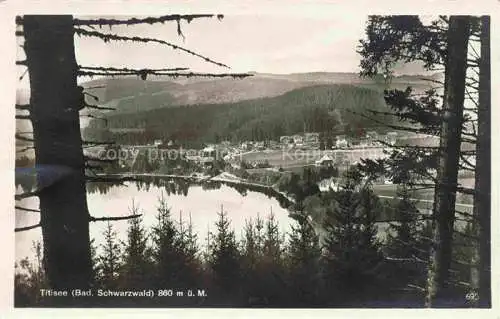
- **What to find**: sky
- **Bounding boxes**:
[16,13,429,91]
[75,14,369,73]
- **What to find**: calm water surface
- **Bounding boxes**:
[15,183,293,263]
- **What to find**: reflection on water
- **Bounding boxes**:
[15,178,293,263]
[85,175,293,208]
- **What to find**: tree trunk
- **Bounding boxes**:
[24,15,93,292]
[425,16,471,307]
[470,15,491,308]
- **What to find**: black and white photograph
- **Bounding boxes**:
[9,2,494,310]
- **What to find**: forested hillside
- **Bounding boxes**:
[84,84,394,145]
[80,72,439,114]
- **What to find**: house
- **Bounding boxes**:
[158,140,175,149]
[315,154,334,167]
[280,135,292,144]
[304,132,320,144]
[241,141,251,151]
[385,132,398,145]
[292,134,304,145]
[255,141,265,150]
[317,177,340,192]
[153,139,163,147]
[202,146,217,158]
[335,135,348,149]
[200,157,215,167]
[185,155,202,162]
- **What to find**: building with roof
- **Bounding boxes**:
[336,135,348,149]
[315,154,334,167]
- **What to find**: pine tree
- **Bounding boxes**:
[14,241,48,306]
[384,186,429,301]
[263,213,283,261]
[175,211,202,288]
[387,186,421,257]
[207,208,241,302]
[242,219,259,269]
[90,239,99,286]
[260,213,287,305]
[287,214,322,306]
[96,223,122,289]
[183,213,200,267]
[240,218,263,304]
[121,202,151,289]
[321,168,383,305]
[150,194,179,288]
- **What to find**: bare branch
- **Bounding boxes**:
[467,58,479,65]
[460,153,476,169]
[456,186,476,195]
[15,206,40,213]
[82,102,116,111]
[15,223,41,232]
[74,27,231,69]
[407,284,426,292]
[19,68,29,81]
[16,146,34,153]
[455,210,475,219]
[15,104,30,111]
[385,256,424,263]
[85,175,140,183]
[84,85,106,90]
[89,214,142,222]
[445,280,470,288]
[80,114,108,123]
[82,140,115,146]
[84,155,116,164]
[15,191,39,201]
[79,65,190,73]
[465,83,479,91]
[78,70,251,79]
[16,115,31,120]
[73,14,223,27]
[15,134,34,143]
[454,229,479,240]
[419,77,445,86]
[83,91,99,102]
[468,43,480,60]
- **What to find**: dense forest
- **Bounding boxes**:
[84,84,394,145]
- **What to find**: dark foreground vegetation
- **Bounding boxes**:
[15,169,474,308]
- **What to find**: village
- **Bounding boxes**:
[99,129,444,173]
[90,130,415,190]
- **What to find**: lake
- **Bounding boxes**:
[15,182,293,263]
